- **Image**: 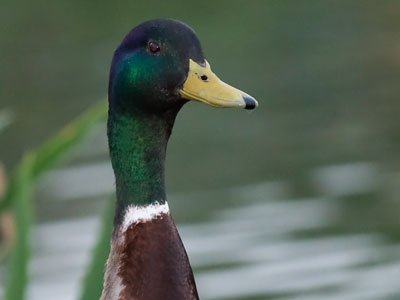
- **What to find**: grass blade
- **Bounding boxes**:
[0,99,108,300]
[79,197,114,300]
[0,99,108,213]
[4,153,34,300]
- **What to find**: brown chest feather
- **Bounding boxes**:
[101,213,199,300]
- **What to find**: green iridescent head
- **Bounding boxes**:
[109,19,204,113]
[109,19,257,114]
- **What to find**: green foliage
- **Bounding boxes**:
[31,100,108,179]
[79,196,114,300]
[0,100,107,212]
[4,154,34,300]
[0,100,108,300]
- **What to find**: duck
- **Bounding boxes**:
[101,19,258,300]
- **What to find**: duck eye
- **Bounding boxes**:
[148,41,160,53]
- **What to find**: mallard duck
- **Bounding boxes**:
[101,19,258,300]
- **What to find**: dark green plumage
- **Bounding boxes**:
[108,19,205,228]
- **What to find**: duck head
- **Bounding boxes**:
[109,18,258,114]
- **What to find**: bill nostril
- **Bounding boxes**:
[200,75,208,81]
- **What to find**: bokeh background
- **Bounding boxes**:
[1,1,400,299]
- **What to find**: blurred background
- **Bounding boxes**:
[1,1,400,299]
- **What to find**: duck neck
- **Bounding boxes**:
[107,105,179,228]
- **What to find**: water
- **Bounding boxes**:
[8,126,396,300]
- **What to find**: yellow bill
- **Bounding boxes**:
[180,59,258,110]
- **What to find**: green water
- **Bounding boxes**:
[1,1,400,299]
